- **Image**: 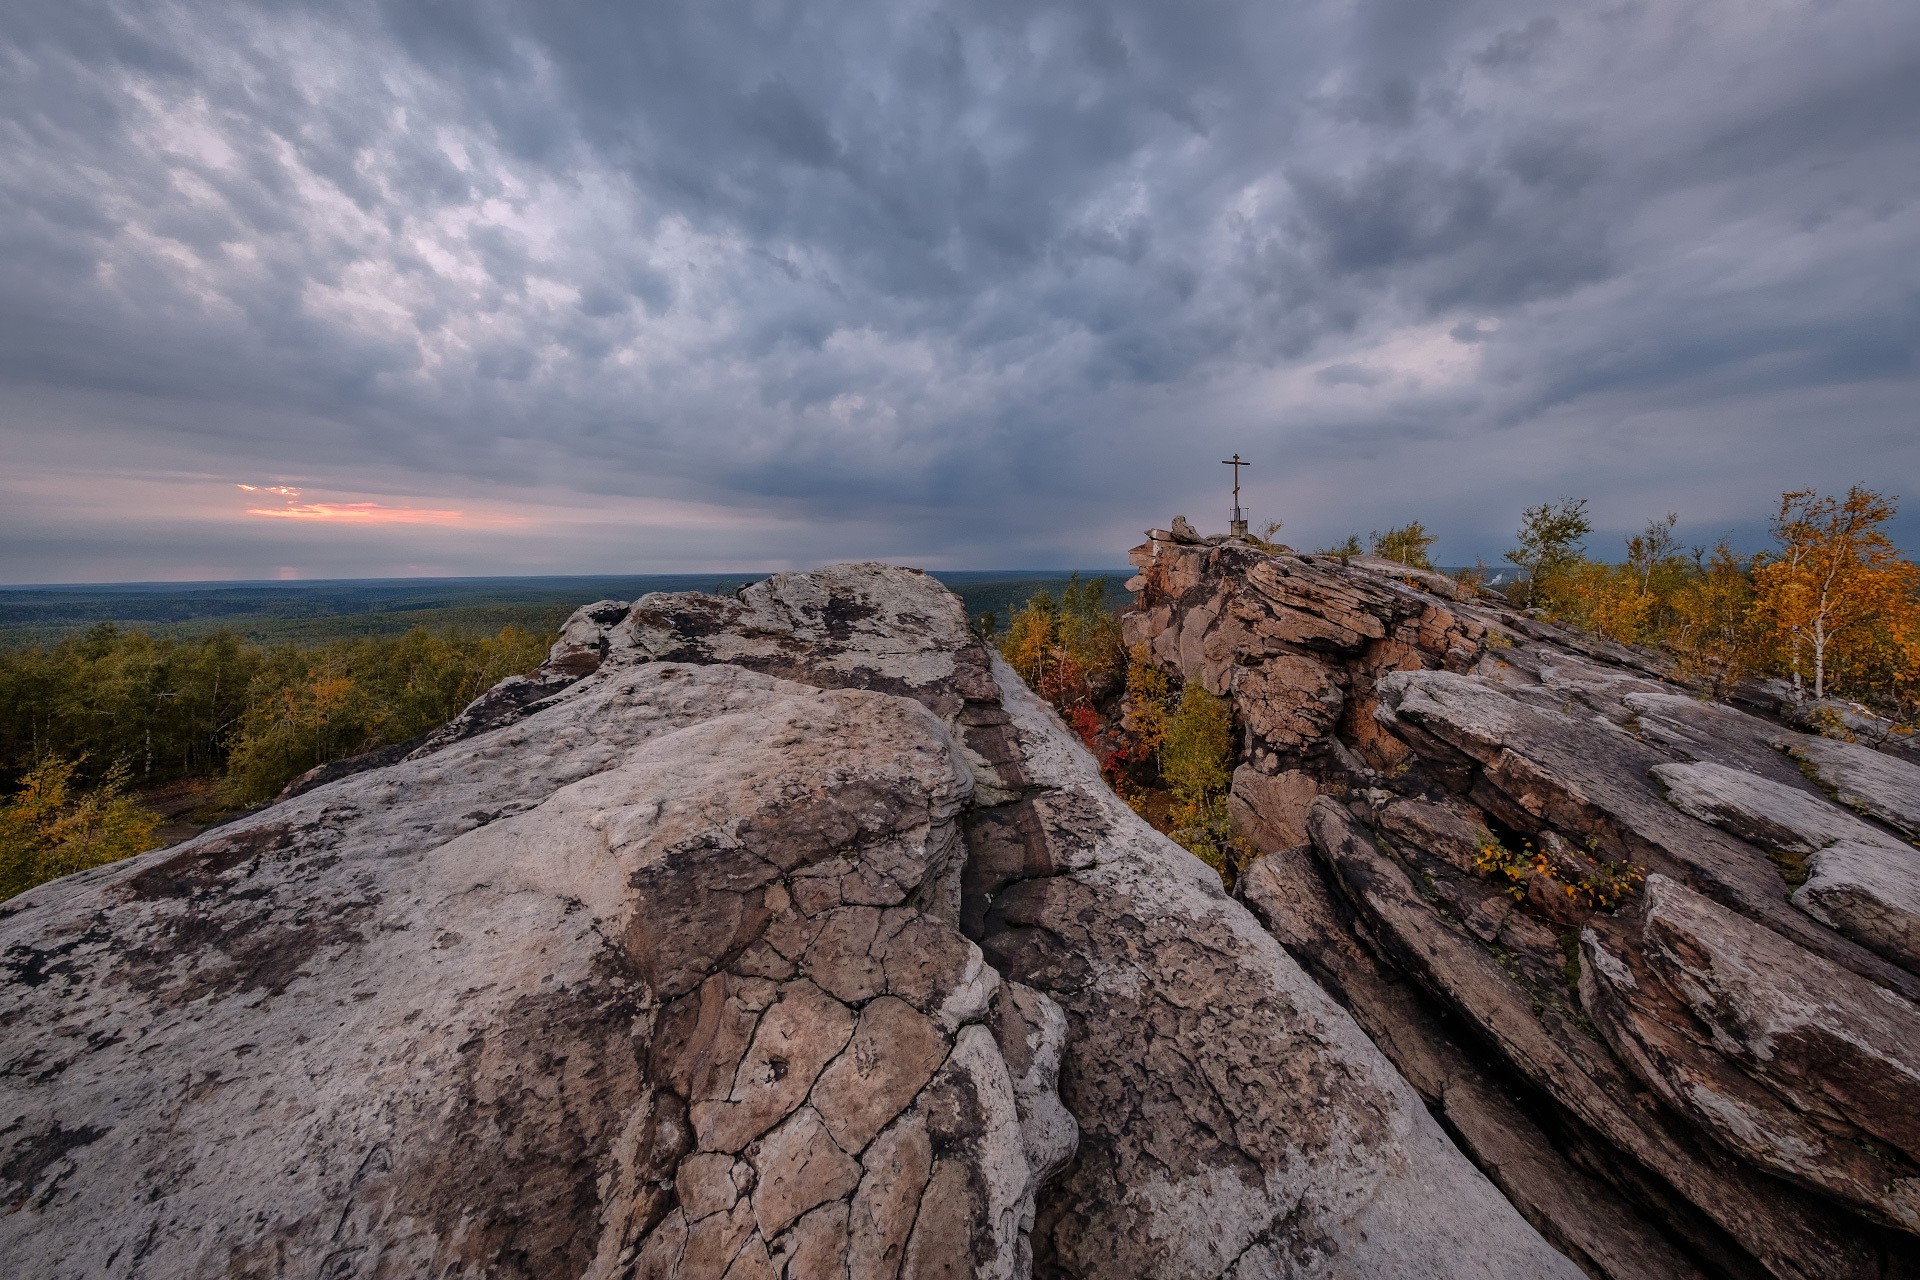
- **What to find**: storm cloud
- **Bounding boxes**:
[2,0,1916,580]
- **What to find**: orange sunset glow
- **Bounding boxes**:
[247,502,471,525]
[236,484,497,526]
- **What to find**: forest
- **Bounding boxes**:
[0,625,547,901]
[0,571,1127,902]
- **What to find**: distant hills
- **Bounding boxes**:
[0,570,1134,647]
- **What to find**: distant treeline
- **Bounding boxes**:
[0,571,1131,648]
[0,576,767,649]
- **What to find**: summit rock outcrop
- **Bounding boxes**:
[1127,529,1920,1279]
[2,563,1577,1278]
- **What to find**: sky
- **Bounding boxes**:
[2,0,1917,583]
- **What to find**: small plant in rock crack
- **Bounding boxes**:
[1473,831,1645,910]
[1569,860,1646,910]
[1473,833,1542,901]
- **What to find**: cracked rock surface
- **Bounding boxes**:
[2,562,1580,1279]
[1128,526,1920,1278]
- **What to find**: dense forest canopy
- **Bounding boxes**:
[0,625,550,901]
[0,624,549,801]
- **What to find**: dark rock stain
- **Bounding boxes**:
[2,1121,108,1210]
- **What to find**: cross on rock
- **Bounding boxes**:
[1222,453,1251,535]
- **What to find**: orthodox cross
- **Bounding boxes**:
[1222,453,1251,535]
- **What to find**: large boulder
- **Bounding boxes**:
[0,661,1047,1279]
[624,567,1583,1279]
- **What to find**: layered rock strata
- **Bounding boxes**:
[1127,530,1920,1279]
[2,564,1575,1279]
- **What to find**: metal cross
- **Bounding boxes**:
[1221,453,1250,524]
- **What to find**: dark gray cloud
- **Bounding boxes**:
[2,0,1918,582]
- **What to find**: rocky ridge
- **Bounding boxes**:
[1127,525,1920,1278]
[2,563,1578,1279]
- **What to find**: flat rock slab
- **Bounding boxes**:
[1583,875,1920,1231]
[1796,840,1920,974]
[1782,734,1920,838]
[1650,759,1889,855]
[1649,759,1920,972]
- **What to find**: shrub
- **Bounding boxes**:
[1668,540,1765,694]
[1370,521,1438,570]
[1122,644,1171,754]
[1505,499,1592,608]
[1319,534,1364,561]
[1541,560,1650,643]
[1160,683,1247,881]
[0,757,161,902]
[996,575,1125,711]
[1472,831,1644,910]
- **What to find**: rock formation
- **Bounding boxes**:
[1127,530,1920,1279]
[1,563,1580,1278]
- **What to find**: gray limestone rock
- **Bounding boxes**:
[1,561,1595,1280]
[1795,840,1920,973]
[1582,875,1920,1232]
[1650,759,1887,855]
[1648,759,1920,972]
[980,661,1581,1280]
[1781,733,1920,838]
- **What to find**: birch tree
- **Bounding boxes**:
[1754,487,1914,701]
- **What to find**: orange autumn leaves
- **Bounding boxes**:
[1522,486,1919,717]
[1755,488,1920,704]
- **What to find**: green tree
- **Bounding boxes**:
[1506,498,1593,608]
[1370,521,1438,570]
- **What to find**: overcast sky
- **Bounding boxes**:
[3,0,1916,582]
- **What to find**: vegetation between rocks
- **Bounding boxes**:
[992,578,1247,882]
[0,757,161,903]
